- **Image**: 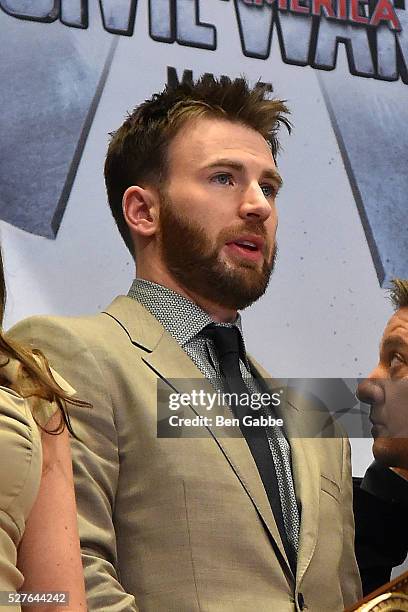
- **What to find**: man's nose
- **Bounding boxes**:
[356,368,385,405]
[239,184,273,222]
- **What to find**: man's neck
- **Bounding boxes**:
[135,270,238,324]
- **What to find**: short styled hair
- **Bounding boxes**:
[104,75,291,256]
[389,278,408,310]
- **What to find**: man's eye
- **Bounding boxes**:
[261,184,277,198]
[390,353,404,369]
[212,173,233,186]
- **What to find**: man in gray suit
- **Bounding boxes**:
[10,76,361,611]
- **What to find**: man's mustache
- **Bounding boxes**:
[218,224,269,252]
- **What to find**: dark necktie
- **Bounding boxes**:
[202,325,249,419]
[202,324,298,571]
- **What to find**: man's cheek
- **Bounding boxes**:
[385,400,408,437]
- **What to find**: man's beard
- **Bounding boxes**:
[158,194,277,311]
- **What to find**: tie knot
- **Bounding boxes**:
[202,324,241,359]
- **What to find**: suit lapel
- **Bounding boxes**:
[288,434,320,585]
[104,296,293,577]
[248,356,321,585]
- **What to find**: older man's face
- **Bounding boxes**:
[357,307,408,467]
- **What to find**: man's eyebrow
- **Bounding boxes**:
[381,336,408,353]
[204,159,283,186]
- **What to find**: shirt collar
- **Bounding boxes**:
[127,278,245,349]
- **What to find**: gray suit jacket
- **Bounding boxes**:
[9,296,362,611]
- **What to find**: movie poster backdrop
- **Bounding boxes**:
[1,1,407,481]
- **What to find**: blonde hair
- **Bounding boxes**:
[0,252,86,435]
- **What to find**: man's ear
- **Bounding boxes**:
[123,185,159,237]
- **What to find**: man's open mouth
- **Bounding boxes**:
[225,236,265,261]
[232,240,259,251]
